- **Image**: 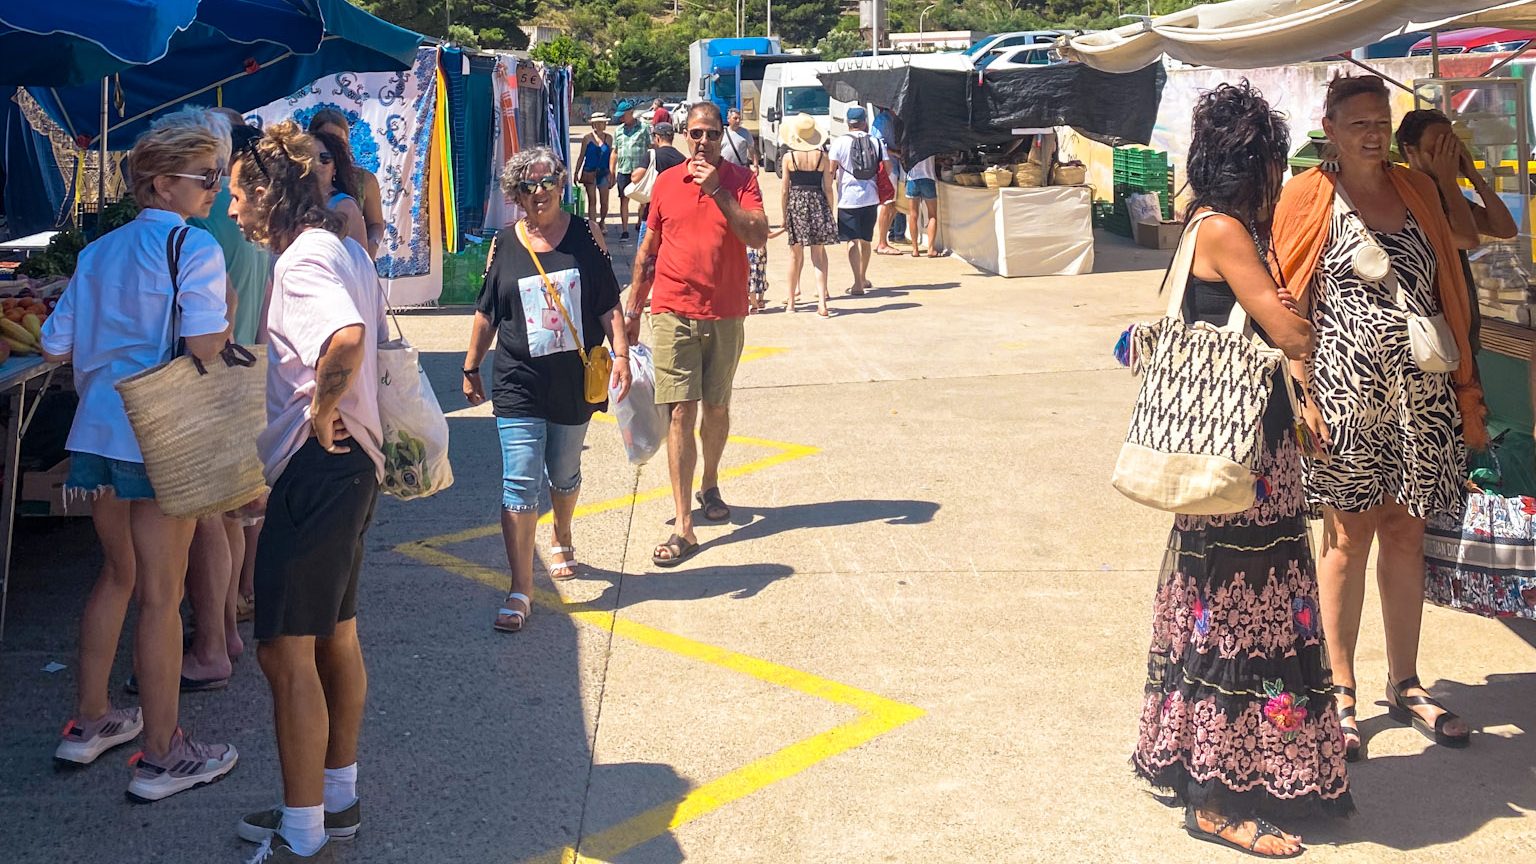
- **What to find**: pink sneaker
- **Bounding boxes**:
[54,707,143,766]
[126,728,238,803]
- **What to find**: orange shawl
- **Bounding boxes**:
[1272,166,1487,450]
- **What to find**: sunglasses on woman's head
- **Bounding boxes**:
[517,177,561,195]
[167,168,223,190]
[317,152,334,165]
[687,128,723,141]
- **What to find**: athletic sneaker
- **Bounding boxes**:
[54,707,143,766]
[125,728,237,803]
[238,800,361,844]
[246,833,333,863]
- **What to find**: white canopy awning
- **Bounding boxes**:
[1063,1,1536,73]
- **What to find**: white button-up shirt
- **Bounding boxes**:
[40,208,228,463]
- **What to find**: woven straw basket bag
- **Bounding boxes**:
[116,343,268,519]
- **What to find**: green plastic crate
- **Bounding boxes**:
[439,242,491,305]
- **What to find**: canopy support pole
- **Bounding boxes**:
[1336,56,1413,96]
[98,76,107,217]
[1432,31,1441,78]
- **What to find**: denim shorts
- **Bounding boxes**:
[65,452,156,501]
[906,178,938,200]
[497,416,590,512]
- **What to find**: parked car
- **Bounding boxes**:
[978,45,1068,70]
[1410,27,1536,56]
[964,30,1063,59]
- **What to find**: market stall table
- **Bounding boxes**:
[937,183,1094,277]
[0,355,58,641]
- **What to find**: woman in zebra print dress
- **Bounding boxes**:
[1274,75,1477,762]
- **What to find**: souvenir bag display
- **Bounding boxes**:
[115,227,267,519]
[1112,212,1299,515]
[1424,442,1536,619]
[377,311,454,500]
[517,222,612,404]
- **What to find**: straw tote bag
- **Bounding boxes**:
[115,227,268,519]
[1111,212,1293,515]
[627,151,659,204]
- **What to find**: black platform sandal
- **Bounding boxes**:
[1334,684,1363,762]
[1387,675,1471,748]
[1184,807,1303,859]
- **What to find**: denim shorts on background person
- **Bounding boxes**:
[498,416,590,512]
[906,178,937,200]
[65,452,155,501]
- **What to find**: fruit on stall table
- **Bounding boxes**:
[0,318,41,354]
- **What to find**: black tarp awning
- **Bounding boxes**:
[819,62,1166,165]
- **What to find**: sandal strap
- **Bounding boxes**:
[1249,817,1286,851]
[548,546,575,555]
[503,592,531,609]
[1393,675,1424,695]
[1337,704,1357,720]
[1333,683,1356,698]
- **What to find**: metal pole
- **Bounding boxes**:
[920,3,936,42]
[1432,30,1441,78]
[872,0,880,56]
[98,77,107,215]
[766,0,771,38]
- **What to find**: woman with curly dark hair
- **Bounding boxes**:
[228,121,388,861]
[1131,80,1353,859]
[309,128,370,253]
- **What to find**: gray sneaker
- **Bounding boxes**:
[237,800,361,844]
[55,707,142,766]
[245,834,333,863]
[126,728,237,803]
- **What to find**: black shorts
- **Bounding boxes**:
[254,440,379,641]
[614,172,632,197]
[837,205,878,243]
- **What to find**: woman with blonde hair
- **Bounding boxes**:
[227,121,388,861]
[42,109,239,800]
[1273,75,1483,761]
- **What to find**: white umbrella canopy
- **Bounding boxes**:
[1063,0,1536,73]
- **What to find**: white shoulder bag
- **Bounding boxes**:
[1332,184,1460,373]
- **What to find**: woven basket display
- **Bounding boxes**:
[1014,163,1047,188]
[115,344,269,519]
[952,173,983,187]
[983,166,1014,189]
[1052,164,1088,186]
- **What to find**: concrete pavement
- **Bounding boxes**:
[1,165,1534,863]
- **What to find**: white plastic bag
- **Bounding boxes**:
[377,337,454,499]
[613,343,668,465]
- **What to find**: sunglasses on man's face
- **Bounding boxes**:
[517,177,562,196]
[317,151,334,165]
[167,168,223,190]
[687,128,723,141]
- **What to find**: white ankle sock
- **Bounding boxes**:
[323,763,358,813]
[280,805,326,856]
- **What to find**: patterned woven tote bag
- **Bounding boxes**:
[1112,212,1290,515]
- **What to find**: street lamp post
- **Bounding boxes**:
[766,0,772,38]
[872,0,880,56]
[919,3,937,44]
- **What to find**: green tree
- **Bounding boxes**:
[776,0,839,48]
[531,34,617,93]
[359,0,538,48]
[814,29,866,62]
[612,19,694,91]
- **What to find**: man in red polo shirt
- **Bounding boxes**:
[625,102,768,568]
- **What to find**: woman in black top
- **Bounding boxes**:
[773,113,837,316]
[463,145,632,633]
[1130,82,1349,859]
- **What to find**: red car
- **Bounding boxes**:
[1410,27,1536,56]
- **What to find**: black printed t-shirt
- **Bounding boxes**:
[476,217,621,424]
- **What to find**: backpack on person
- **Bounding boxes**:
[845,133,881,181]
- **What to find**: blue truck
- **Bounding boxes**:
[687,37,783,116]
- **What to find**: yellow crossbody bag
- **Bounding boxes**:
[517,221,612,404]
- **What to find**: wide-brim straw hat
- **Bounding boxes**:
[589,112,610,124]
[781,113,823,151]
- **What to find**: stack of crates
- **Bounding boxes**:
[1104,146,1174,238]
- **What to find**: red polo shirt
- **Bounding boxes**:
[645,159,764,320]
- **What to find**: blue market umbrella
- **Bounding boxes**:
[29,0,423,149]
[0,1,200,87]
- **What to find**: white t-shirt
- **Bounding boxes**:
[40,209,228,463]
[908,156,936,181]
[722,126,755,167]
[828,131,884,210]
[259,229,388,483]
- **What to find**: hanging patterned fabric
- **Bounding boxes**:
[484,55,524,231]
[248,46,439,278]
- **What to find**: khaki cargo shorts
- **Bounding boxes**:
[650,312,745,406]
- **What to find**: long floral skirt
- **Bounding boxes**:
[1132,432,1355,819]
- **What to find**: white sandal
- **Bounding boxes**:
[494,593,531,632]
[547,546,579,581]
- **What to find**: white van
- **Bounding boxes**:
[759,61,836,174]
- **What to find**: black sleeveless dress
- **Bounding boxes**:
[1130,276,1354,819]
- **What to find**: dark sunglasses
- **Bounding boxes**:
[687,127,724,141]
[517,176,562,195]
[167,168,223,190]
[317,151,334,165]
[235,138,269,179]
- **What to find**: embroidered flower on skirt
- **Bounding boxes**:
[1262,680,1310,741]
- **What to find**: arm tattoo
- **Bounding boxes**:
[318,365,353,399]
